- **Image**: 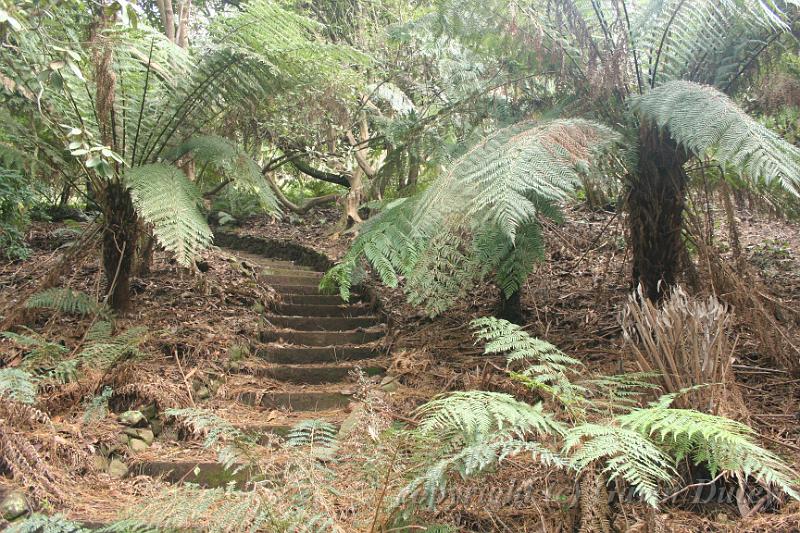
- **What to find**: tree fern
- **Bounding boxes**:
[633,80,800,196]
[126,164,213,267]
[174,135,280,214]
[24,288,102,317]
[325,120,619,315]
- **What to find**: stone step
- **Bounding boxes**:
[272,284,332,295]
[255,345,382,364]
[254,363,385,384]
[282,293,352,305]
[131,461,260,489]
[265,315,381,331]
[259,329,384,346]
[261,275,322,287]
[238,391,352,411]
[274,303,373,317]
[261,267,323,278]
[259,259,316,272]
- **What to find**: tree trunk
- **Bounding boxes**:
[156,0,176,42]
[498,289,523,324]
[101,181,138,312]
[627,125,689,302]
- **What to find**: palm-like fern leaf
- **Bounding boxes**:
[126,163,213,267]
[633,80,800,196]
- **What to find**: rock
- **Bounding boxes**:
[123,428,155,445]
[127,437,150,452]
[1,490,28,521]
[140,403,158,421]
[195,386,210,400]
[150,418,164,437]
[216,211,236,226]
[338,404,365,438]
[107,458,128,478]
[91,455,109,472]
[119,410,147,427]
[379,375,399,393]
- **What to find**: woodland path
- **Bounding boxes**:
[131,243,388,487]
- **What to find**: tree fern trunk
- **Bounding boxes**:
[627,125,689,302]
[101,181,138,312]
[498,289,523,324]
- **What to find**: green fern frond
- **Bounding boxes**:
[176,135,280,214]
[619,405,800,499]
[633,80,800,196]
[4,513,89,533]
[166,408,256,471]
[0,368,37,404]
[564,423,676,507]
[126,163,213,267]
[76,326,147,371]
[286,419,338,449]
[24,288,102,316]
[416,391,565,441]
[3,330,69,370]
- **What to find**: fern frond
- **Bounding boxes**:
[565,423,676,507]
[4,514,89,533]
[286,419,338,449]
[176,135,280,214]
[633,80,800,196]
[3,330,69,370]
[24,288,102,317]
[126,163,213,267]
[0,368,37,404]
[619,404,800,500]
[165,408,256,471]
[416,391,565,441]
[76,326,147,371]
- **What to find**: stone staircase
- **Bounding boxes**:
[129,246,388,489]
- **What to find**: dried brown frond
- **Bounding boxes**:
[0,400,65,504]
[622,287,745,417]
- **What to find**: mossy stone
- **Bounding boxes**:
[1,491,28,521]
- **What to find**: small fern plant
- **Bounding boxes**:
[398,317,800,510]
[165,408,258,472]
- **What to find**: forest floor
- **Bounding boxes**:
[1,201,799,531]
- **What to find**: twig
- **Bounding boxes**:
[660,473,724,503]
[174,347,196,407]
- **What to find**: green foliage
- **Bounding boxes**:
[286,419,339,449]
[177,135,280,214]
[110,483,332,533]
[633,81,800,197]
[4,514,89,533]
[400,316,800,509]
[165,408,256,472]
[127,164,213,267]
[83,386,114,424]
[0,168,32,259]
[0,368,37,404]
[324,120,618,314]
[24,288,102,317]
[618,405,800,500]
